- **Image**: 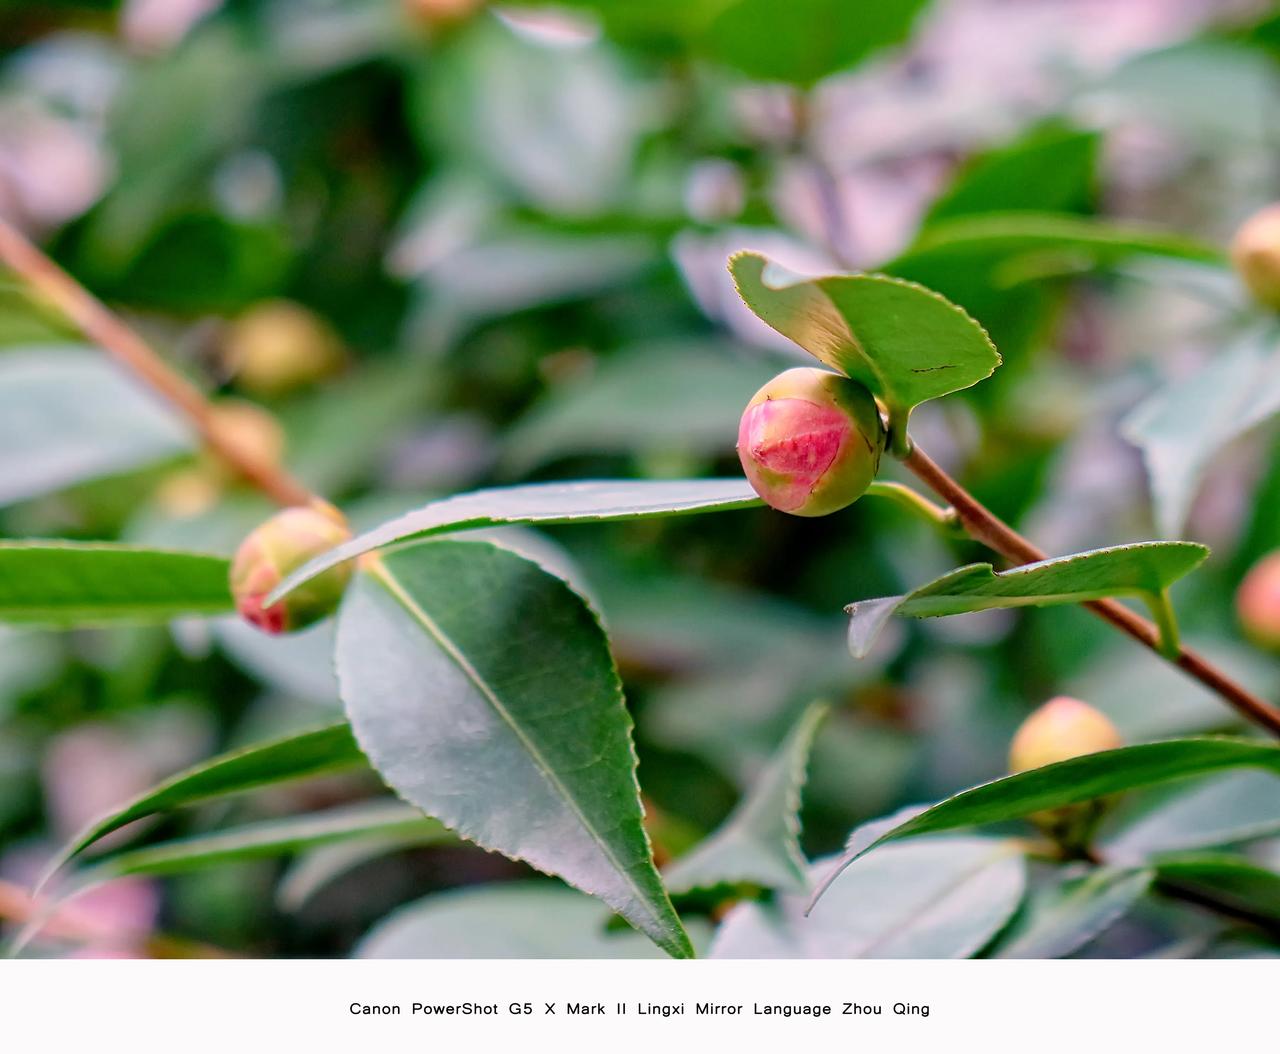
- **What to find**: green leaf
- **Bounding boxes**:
[1122,331,1280,537]
[712,838,1025,958]
[40,722,366,889]
[1154,853,1280,926]
[73,801,448,883]
[335,539,693,958]
[812,738,1280,909]
[1102,770,1280,861]
[728,251,1000,451]
[704,0,928,86]
[0,542,234,626]
[278,827,452,912]
[502,342,782,473]
[846,541,1209,659]
[663,703,826,896]
[269,479,759,604]
[0,346,192,507]
[358,883,698,959]
[991,867,1153,959]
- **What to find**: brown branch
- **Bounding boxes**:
[903,442,1280,738]
[0,217,316,508]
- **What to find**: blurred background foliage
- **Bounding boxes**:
[1,0,1280,957]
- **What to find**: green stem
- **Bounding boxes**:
[866,481,961,535]
[1148,588,1182,660]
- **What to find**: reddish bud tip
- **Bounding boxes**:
[229,504,353,635]
[1237,551,1280,652]
[737,367,885,517]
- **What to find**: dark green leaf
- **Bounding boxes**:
[992,867,1152,959]
[40,722,365,888]
[335,539,692,958]
[730,251,1000,448]
[713,838,1025,958]
[269,479,759,604]
[1155,853,1280,926]
[813,738,1280,909]
[0,542,233,626]
[846,541,1208,659]
[663,703,826,896]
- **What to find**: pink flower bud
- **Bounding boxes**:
[1237,550,1280,652]
[1009,696,1122,774]
[230,504,353,634]
[737,367,885,517]
[1231,204,1280,311]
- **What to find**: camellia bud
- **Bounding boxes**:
[222,300,344,398]
[1230,204,1280,311]
[737,367,885,517]
[230,504,353,634]
[1237,550,1280,652]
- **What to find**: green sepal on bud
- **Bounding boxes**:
[1230,204,1280,311]
[737,367,886,517]
[230,504,354,634]
[1236,550,1280,652]
[1009,696,1123,853]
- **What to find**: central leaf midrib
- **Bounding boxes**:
[367,562,668,938]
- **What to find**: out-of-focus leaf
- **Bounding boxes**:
[73,801,445,881]
[1122,331,1280,538]
[846,542,1208,659]
[335,539,692,958]
[278,827,451,912]
[706,0,929,86]
[269,479,760,603]
[664,703,826,896]
[924,125,1100,223]
[730,251,999,448]
[712,838,1024,958]
[0,346,191,506]
[0,542,232,625]
[1155,853,1280,925]
[1102,770,1280,861]
[358,883,698,959]
[503,343,782,473]
[812,738,1280,907]
[213,618,338,707]
[991,867,1152,959]
[41,722,365,887]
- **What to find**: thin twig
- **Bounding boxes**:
[903,442,1280,738]
[0,218,316,508]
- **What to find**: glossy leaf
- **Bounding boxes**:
[335,539,692,958]
[729,251,999,449]
[0,542,233,626]
[992,867,1152,959]
[41,722,365,888]
[1154,853,1280,925]
[712,838,1025,958]
[0,346,191,507]
[270,479,759,603]
[664,703,826,896]
[358,883,692,959]
[846,541,1208,659]
[1122,331,1280,537]
[812,738,1280,908]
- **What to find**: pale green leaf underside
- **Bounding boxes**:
[728,251,1000,444]
[712,838,1024,959]
[0,346,192,507]
[811,737,1280,911]
[846,541,1208,659]
[40,722,365,890]
[336,539,692,958]
[663,702,826,896]
[270,478,760,603]
[992,867,1153,959]
[0,542,233,625]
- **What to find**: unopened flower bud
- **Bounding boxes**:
[1237,550,1280,652]
[223,300,344,397]
[230,505,353,634]
[1009,696,1122,773]
[737,367,885,517]
[204,399,286,483]
[1230,204,1280,311]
